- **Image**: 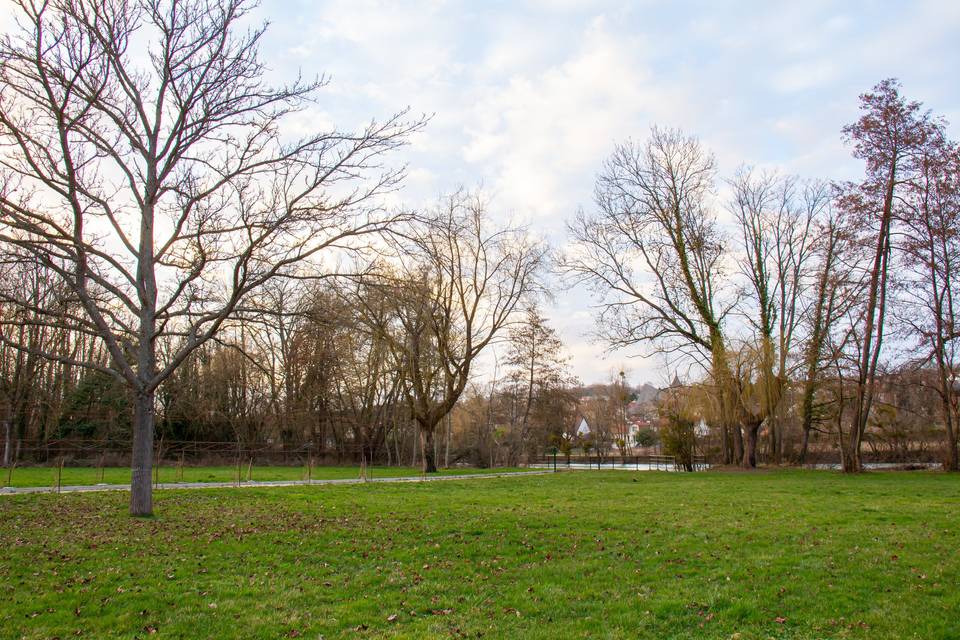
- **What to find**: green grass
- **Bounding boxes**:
[0,464,534,488]
[1,470,958,639]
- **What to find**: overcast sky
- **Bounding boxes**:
[7,0,959,386]
[230,1,960,386]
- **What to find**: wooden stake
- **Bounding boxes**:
[154,436,164,489]
[246,458,253,483]
[235,439,242,487]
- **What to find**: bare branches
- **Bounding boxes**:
[346,190,546,472]
[0,0,422,513]
[561,128,728,365]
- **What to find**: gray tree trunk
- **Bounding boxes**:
[2,419,11,467]
[130,391,155,516]
[421,426,438,473]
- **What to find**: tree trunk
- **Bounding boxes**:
[2,419,11,467]
[798,372,818,465]
[946,425,959,472]
[444,413,451,468]
[720,424,731,465]
[742,421,759,468]
[841,444,861,473]
[732,422,744,465]
[798,426,811,466]
[130,390,155,516]
[421,427,438,473]
[941,395,958,471]
[769,417,779,465]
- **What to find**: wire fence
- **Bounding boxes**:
[6,438,393,467]
[532,453,710,472]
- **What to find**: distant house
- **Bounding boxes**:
[576,418,590,437]
[695,418,710,438]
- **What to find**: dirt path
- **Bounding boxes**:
[0,469,555,496]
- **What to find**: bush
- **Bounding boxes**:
[659,413,695,472]
[634,427,657,448]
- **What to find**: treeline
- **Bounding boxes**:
[0,192,551,471]
[4,79,959,474]
[564,79,960,470]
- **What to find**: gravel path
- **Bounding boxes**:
[0,469,555,496]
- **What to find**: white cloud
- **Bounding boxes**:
[251,0,960,383]
[771,59,839,93]
[461,16,694,222]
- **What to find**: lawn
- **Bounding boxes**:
[0,465,534,489]
[1,470,958,639]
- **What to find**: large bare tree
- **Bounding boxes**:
[795,208,865,464]
[564,128,757,465]
[730,170,821,463]
[899,135,960,469]
[359,191,546,472]
[837,79,942,472]
[0,0,422,514]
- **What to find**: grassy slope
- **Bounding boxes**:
[0,465,534,488]
[1,470,958,639]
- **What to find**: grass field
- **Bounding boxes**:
[0,465,534,488]
[1,470,958,639]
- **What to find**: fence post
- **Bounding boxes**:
[154,437,164,489]
[235,440,242,488]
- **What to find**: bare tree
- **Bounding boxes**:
[564,128,756,465]
[730,170,821,463]
[837,79,942,472]
[0,0,422,514]
[795,208,865,463]
[899,135,960,469]
[360,191,546,472]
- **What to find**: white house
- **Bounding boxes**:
[576,418,590,437]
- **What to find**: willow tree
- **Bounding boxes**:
[730,170,822,463]
[0,0,421,515]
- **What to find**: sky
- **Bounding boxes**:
[248,0,960,387]
[5,0,960,387]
